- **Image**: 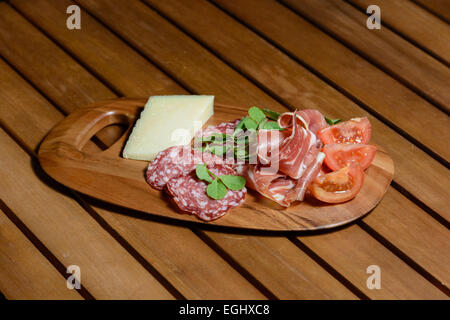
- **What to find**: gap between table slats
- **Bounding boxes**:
[0,201,85,299]
[412,0,450,23]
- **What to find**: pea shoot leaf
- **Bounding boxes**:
[262,108,280,121]
[262,121,284,130]
[243,117,258,130]
[206,179,228,200]
[195,164,213,183]
[219,175,246,191]
[208,145,228,156]
[248,106,266,124]
[324,116,342,125]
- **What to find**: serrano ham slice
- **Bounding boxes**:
[245,151,324,207]
[256,129,289,166]
[258,111,320,179]
[244,166,294,207]
[278,109,328,135]
[249,110,326,206]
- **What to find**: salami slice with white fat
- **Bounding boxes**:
[146,146,195,190]
[146,145,225,190]
[195,119,241,167]
[166,164,246,221]
[195,119,240,138]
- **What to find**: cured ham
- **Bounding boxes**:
[245,151,324,207]
[248,110,326,206]
[146,106,370,218]
[278,109,328,136]
[257,111,324,178]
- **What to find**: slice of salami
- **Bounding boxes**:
[195,119,240,138]
[146,146,195,190]
[166,164,246,221]
[194,119,241,167]
[146,146,226,190]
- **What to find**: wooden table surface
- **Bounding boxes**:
[0,0,449,300]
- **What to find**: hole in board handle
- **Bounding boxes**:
[80,113,131,154]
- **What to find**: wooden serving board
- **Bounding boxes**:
[38,98,394,231]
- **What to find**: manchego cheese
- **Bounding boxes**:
[123,95,214,161]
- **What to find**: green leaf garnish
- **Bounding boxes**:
[208,145,227,156]
[206,179,228,200]
[262,121,283,130]
[235,117,246,131]
[324,116,342,125]
[211,133,228,142]
[196,164,246,200]
[262,108,280,121]
[199,106,283,164]
[258,118,268,130]
[196,133,228,144]
[248,106,266,124]
[243,117,258,130]
[219,175,246,190]
[196,164,213,183]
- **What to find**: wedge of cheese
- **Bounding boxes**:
[123,95,214,161]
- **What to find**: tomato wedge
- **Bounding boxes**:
[323,144,377,171]
[310,163,364,204]
[319,117,371,144]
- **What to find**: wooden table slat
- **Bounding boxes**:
[0,129,173,299]
[363,188,450,289]
[299,224,448,299]
[281,0,450,112]
[413,0,450,23]
[0,210,83,300]
[348,0,450,64]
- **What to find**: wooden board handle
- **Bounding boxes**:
[39,99,144,160]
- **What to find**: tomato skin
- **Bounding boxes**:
[310,163,364,204]
[319,117,371,145]
[323,144,377,171]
